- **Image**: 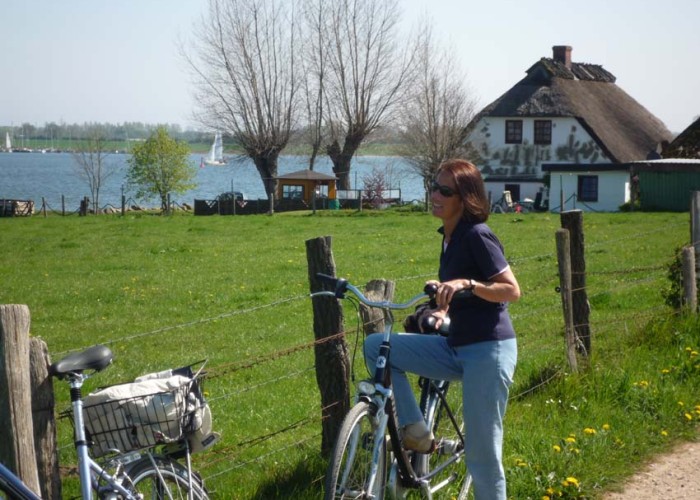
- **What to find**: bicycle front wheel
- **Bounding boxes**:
[124,455,209,500]
[325,401,387,500]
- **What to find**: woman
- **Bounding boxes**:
[364,159,520,500]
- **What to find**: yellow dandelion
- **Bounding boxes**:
[685,412,693,421]
[661,430,668,436]
[552,445,562,453]
[546,487,555,495]
[565,476,580,488]
[565,436,576,444]
[691,351,698,357]
[686,347,693,352]
[542,496,550,500]
[661,368,670,374]
[572,448,580,454]
[584,427,597,435]
[638,380,649,388]
[678,401,685,407]
[602,423,611,431]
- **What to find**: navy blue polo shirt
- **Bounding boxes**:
[438,219,516,347]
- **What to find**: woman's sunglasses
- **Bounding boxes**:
[431,181,457,198]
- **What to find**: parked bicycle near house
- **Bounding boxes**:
[312,274,472,499]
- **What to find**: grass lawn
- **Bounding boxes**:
[1,209,698,498]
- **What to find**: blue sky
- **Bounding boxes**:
[2,0,698,133]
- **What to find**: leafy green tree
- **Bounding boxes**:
[127,127,196,212]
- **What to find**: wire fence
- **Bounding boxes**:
[35,218,693,490]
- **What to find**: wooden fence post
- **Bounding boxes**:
[682,246,697,313]
[0,305,41,497]
[306,236,350,458]
[691,192,700,296]
[30,338,60,500]
[556,230,578,372]
[359,280,395,335]
[560,210,591,357]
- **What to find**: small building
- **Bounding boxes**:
[275,169,338,205]
[663,117,700,159]
[542,163,632,212]
[631,159,700,211]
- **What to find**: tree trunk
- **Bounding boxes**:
[327,133,364,190]
[252,154,279,200]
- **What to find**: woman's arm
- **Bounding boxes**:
[434,267,521,308]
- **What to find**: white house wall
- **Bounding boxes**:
[470,117,611,178]
[549,170,630,212]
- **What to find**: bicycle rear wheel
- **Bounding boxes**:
[124,455,208,500]
[325,401,387,500]
[415,379,471,499]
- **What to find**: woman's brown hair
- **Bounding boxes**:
[437,159,490,223]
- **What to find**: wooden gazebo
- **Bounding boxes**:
[275,169,338,204]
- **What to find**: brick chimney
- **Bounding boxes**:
[552,45,572,69]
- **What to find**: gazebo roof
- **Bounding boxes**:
[275,169,337,181]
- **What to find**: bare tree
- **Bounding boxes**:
[188,0,300,198]
[72,126,116,214]
[399,24,479,194]
[309,0,415,189]
[299,0,327,170]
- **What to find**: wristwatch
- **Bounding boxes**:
[466,279,476,290]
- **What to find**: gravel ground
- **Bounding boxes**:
[602,440,700,499]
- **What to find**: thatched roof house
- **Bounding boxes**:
[474,45,672,163]
[663,116,700,159]
[467,45,673,206]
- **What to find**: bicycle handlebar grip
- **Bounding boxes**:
[315,273,348,298]
[423,283,473,301]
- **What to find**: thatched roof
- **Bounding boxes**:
[663,116,700,158]
[475,53,673,163]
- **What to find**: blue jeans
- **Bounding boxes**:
[364,333,517,500]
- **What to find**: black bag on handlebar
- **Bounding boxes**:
[403,301,433,333]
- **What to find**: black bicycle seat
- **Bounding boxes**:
[49,344,113,377]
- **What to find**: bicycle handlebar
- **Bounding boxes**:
[313,273,428,310]
[312,273,473,310]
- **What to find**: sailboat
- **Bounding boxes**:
[202,133,228,166]
[4,132,11,152]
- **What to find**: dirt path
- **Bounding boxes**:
[602,440,700,499]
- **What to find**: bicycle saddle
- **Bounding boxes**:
[50,344,114,377]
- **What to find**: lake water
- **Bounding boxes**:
[0,152,425,210]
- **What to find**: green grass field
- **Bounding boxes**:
[1,209,698,498]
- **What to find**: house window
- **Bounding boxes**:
[577,175,598,202]
[282,184,304,200]
[505,120,522,144]
[534,120,552,145]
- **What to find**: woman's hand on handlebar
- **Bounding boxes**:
[417,307,448,333]
[427,278,472,309]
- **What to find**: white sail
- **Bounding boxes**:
[5,132,11,151]
[203,133,227,166]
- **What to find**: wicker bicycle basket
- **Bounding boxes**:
[80,371,204,458]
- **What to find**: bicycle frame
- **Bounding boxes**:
[0,462,42,500]
[67,371,142,500]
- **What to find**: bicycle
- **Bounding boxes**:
[1,344,213,499]
[312,273,472,499]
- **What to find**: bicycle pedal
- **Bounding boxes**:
[436,438,460,455]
